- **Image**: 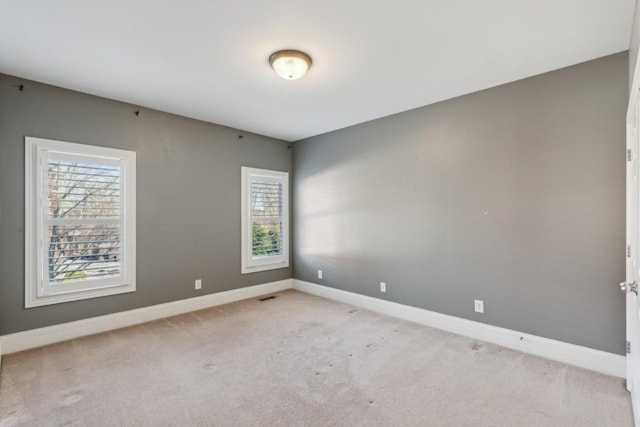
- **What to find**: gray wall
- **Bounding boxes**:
[0,74,291,335]
[292,52,628,354]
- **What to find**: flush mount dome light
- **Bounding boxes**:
[269,50,312,80]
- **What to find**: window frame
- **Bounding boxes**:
[25,137,136,308]
[241,167,289,274]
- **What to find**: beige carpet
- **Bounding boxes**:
[0,290,633,427]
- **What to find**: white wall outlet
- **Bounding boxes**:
[195,279,202,290]
[474,299,484,313]
[318,270,323,279]
[380,282,387,293]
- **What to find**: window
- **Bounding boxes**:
[25,137,136,307]
[241,167,289,274]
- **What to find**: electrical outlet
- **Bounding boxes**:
[380,282,386,293]
[318,270,323,279]
[474,300,484,313]
[195,279,202,290]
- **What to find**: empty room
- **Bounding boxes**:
[1,0,639,426]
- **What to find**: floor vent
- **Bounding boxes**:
[258,295,277,302]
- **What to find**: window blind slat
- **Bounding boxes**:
[51,250,120,260]
[47,163,121,172]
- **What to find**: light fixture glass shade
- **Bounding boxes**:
[269,50,312,80]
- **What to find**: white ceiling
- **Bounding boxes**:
[0,0,634,141]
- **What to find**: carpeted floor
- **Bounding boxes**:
[0,290,634,426]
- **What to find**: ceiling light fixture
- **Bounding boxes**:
[269,50,312,80]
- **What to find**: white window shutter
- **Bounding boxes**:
[25,137,136,307]
[241,167,289,274]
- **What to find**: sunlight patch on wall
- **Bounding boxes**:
[296,167,342,258]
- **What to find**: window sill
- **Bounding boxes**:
[25,283,136,308]
[241,260,289,275]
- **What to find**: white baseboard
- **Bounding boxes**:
[633,384,640,427]
[1,278,626,380]
[292,279,626,378]
[0,279,293,356]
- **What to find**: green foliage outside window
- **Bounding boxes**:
[252,223,282,257]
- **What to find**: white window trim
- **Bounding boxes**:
[241,167,289,274]
[25,137,136,308]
